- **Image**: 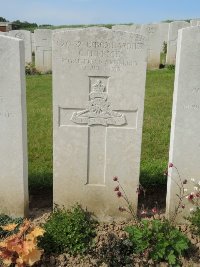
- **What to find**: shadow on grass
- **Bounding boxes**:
[29,172,53,192]
[28,170,167,211]
[140,170,167,187]
[29,174,53,210]
[139,170,167,212]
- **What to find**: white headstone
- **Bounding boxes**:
[9,30,32,64]
[112,24,142,34]
[31,32,35,53]
[34,29,52,72]
[166,21,189,65]
[0,36,28,217]
[112,24,160,69]
[190,19,200,26]
[166,26,200,222]
[140,24,161,69]
[53,28,147,221]
[159,23,169,52]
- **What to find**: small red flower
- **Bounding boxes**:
[117,191,122,197]
[181,204,185,209]
[114,186,119,191]
[113,176,118,181]
[188,193,194,200]
[169,163,173,168]
[152,207,158,214]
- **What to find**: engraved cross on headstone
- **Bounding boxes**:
[59,77,138,186]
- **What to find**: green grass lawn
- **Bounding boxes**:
[26,69,175,190]
[26,75,52,190]
[140,69,174,186]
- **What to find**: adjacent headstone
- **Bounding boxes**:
[112,24,142,34]
[53,28,147,221]
[166,26,200,222]
[166,21,189,65]
[31,32,35,53]
[34,29,52,72]
[159,23,169,52]
[53,27,82,33]
[0,36,28,217]
[140,24,161,69]
[112,24,160,69]
[190,19,200,26]
[9,30,32,64]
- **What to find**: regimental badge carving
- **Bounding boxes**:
[15,32,25,40]
[71,79,127,126]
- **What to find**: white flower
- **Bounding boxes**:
[184,188,188,192]
[198,181,200,186]
[194,186,198,191]
[190,208,194,212]
[191,178,195,182]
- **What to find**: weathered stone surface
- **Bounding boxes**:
[53,28,147,221]
[8,30,32,64]
[0,31,7,36]
[31,32,35,53]
[112,24,160,69]
[112,24,142,34]
[166,21,190,65]
[140,24,161,69]
[166,26,200,222]
[34,29,52,72]
[0,36,28,217]
[53,27,83,33]
[190,19,200,26]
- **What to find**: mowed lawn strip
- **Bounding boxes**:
[140,69,175,186]
[26,69,175,190]
[26,74,52,190]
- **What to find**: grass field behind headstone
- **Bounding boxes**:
[26,75,52,190]
[26,69,175,190]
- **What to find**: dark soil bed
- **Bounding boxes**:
[29,187,200,267]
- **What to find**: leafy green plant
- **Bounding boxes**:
[186,207,200,236]
[166,64,175,70]
[39,204,97,255]
[162,41,167,54]
[113,175,190,266]
[125,219,190,266]
[0,214,23,238]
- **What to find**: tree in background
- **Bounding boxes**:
[0,17,7,22]
[12,20,38,30]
